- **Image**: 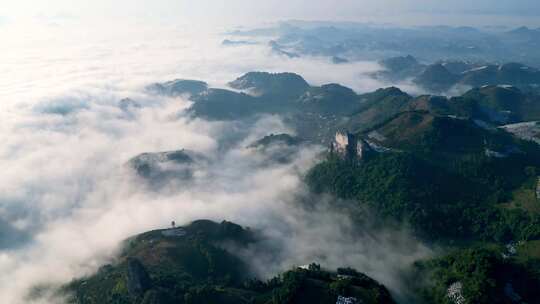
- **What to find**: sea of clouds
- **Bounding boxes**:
[0,21,431,303]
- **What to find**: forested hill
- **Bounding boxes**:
[149,72,540,145]
[59,220,396,304]
[55,70,540,304]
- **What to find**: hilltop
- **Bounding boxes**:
[143,71,540,148]
[59,220,396,304]
[308,110,540,242]
[39,67,540,304]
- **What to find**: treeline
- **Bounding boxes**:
[306,152,540,242]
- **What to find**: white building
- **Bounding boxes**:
[336,295,359,304]
[447,282,466,304]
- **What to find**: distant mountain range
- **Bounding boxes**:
[375,55,540,94]
[228,22,540,68]
[146,71,540,145]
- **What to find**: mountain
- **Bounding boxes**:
[341,85,540,135]
[307,110,540,241]
[228,72,309,99]
[119,98,141,112]
[403,85,540,127]
[376,55,426,81]
[343,87,413,132]
[268,41,301,58]
[460,63,540,88]
[462,85,540,124]
[147,72,540,146]
[248,134,305,164]
[296,83,361,115]
[404,95,475,119]
[59,220,396,304]
[147,80,208,97]
[189,89,260,120]
[61,220,254,304]
[440,60,480,74]
[367,55,540,94]
[246,22,540,66]
[45,71,540,304]
[380,55,422,73]
[374,56,540,94]
[248,133,303,149]
[360,111,490,152]
[412,247,540,304]
[406,61,540,93]
[413,63,460,93]
[142,73,361,143]
[506,26,540,42]
[128,149,206,185]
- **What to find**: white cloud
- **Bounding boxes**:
[0,23,435,303]
[3,0,540,27]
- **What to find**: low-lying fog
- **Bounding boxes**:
[0,23,431,303]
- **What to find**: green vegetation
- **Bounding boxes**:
[148,71,540,146]
[228,72,310,99]
[133,72,540,303]
[249,134,304,149]
[412,247,540,304]
[60,222,396,304]
[413,63,459,93]
[307,113,540,242]
[269,264,395,304]
[297,84,361,115]
[190,89,261,120]
[344,87,412,133]
[462,85,540,123]
[500,176,540,214]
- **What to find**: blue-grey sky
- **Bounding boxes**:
[2,0,540,27]
[1,1,540,304]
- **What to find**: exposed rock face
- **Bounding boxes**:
[357,139,374,159]
[126,258,152,298]
[447,282,466,304]
[331,132,373,160]
[333,132,354,156]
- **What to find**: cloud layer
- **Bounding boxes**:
[0,24,433,303]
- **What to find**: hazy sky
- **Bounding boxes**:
[1,1,540,303]
[2,0,540,27]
